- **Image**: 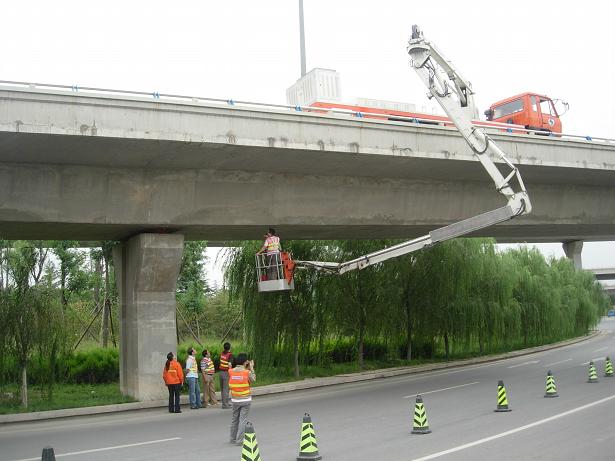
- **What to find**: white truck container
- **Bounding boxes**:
[286,68,341,106]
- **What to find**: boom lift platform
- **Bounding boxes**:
[257,25,532,292]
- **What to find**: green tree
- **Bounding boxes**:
[2,242,59,407]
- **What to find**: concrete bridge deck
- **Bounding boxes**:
[1,84,615,243]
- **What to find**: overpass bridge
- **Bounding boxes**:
[590,268,615,281]
[1,82,614,401]
[588,268,615,299]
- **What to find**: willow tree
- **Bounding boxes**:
[314,240,393,368]
[224,240,323,376]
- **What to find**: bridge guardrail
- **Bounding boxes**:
[1,79,614,145]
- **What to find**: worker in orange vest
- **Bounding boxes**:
[228,353,256,446]
[162,352,184,413]
[256,228,282,280]
[219,342,233,409]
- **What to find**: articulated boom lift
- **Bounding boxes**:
[256,25,532,292]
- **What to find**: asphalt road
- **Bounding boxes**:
[3,318,615,461]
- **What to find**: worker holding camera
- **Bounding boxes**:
[228,354,256,446]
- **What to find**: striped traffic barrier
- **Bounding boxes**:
[411,395,431,434]
[495,380,512,412]
[588,361,599,383]
[544,370,559,398]
[241,422,261,461]
[297,413,322,460]
[605,357,613,377]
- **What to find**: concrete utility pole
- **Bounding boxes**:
[299,0,306,76]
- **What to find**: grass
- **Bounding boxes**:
[0,383,134,415]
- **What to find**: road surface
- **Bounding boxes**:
[3,318,615,461]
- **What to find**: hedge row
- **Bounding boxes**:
[0,348,119,385]
[1,339,435,385]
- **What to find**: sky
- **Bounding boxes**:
[2,1,614,283]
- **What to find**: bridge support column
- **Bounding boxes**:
[113,233,184,401]
[563,240,583,269]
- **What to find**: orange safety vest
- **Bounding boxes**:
[265,236,280,253]
[228,368,251,398]
[200,357,215,375]
[219,351,232,371]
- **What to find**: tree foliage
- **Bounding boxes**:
[223,238,609,375]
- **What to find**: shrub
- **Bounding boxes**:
[66,348,119,384]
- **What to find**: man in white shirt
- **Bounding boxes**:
[185,347,202,409]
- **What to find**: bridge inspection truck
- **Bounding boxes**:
[257,25,533,292]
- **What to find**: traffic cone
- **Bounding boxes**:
[495,380,511,412]
[605,357,613,377]
[297,413,322,461]
[241,422,261,461]
[41,447,56,461]
[411,395,431,434]
[544,370,559,398]
[588,361,599,383]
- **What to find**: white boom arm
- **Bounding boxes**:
[295,25,532,275]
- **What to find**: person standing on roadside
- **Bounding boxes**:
[229,354,256,445]
[200,349,218,407]
[185,347,202,409]
[219,342,233,409]
[162,352,184,413]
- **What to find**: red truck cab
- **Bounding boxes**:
[485,92,561,133]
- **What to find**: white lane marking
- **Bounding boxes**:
[507,360,539,369]
[544,358,572,367]
[411,394,615,461]
[402,382,479,399]
[10,437,181,461]
[581,357,605,365]
[594,347,608,352]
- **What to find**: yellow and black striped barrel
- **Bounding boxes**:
[544,370,559,398]
[241,422,261,461]
[605,357,613,377]
[411,395,432,434]
[495,380,512,412]
[588,361,599,383]
[297,413,322,461]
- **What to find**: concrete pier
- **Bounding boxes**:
[113,234,184,401]
[563,240,584,269]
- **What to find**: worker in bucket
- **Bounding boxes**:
[256,228,282,280]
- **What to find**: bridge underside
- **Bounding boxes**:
[1,133,614,243]
[1,223,615,244]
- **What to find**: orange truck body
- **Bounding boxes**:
[309,92,561,134]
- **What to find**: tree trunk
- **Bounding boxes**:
[406,320,413,361]
[358,327,365,369]
[101,258,110,347]
[60,264,68,307]
[93,256,103,346]
[292,296,301,378]
[20,364,28,408]
[293,341,300,378]
[405,298,413,361]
